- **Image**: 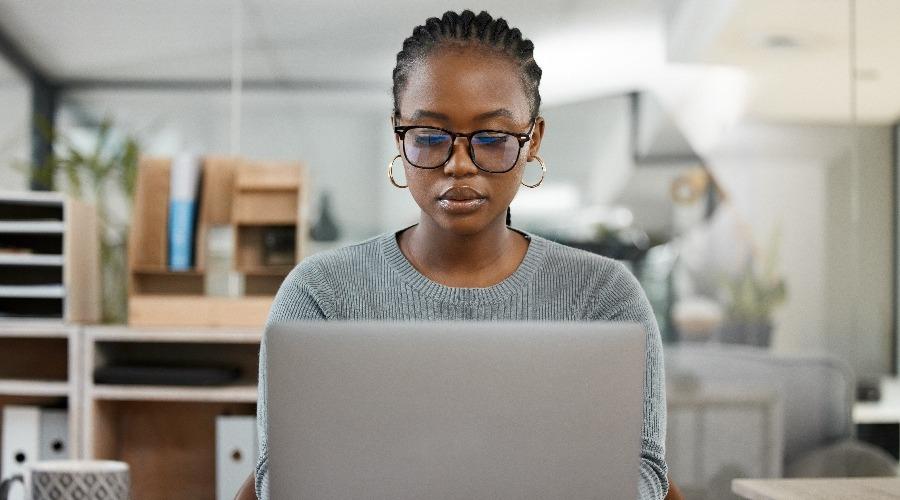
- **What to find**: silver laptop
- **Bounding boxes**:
[266,321,645,500]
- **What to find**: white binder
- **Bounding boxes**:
[38,409,68,461]
[216,415,257,500]
[1,406,40,500]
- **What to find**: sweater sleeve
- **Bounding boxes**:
[590,261,669,500]
[255,262,332,500]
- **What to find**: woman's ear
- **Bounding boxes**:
[529,116,545,159]
[391,115,402,153]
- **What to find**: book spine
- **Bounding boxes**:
[168,153,202,270]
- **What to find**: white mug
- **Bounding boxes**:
[0,461,129,500]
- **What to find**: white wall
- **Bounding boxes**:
[538,94,634,206]
[708,122,893,378]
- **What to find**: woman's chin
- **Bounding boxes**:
[428,212,503,236]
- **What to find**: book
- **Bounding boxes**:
[168,153,202,270]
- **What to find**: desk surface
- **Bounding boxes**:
[732,478,900,499]
[854,377,900,424]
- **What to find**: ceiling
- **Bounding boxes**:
[0,0,657,88]
[0,0,897,124]
[668,0,900,124]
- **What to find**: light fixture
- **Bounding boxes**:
[748,33,803,50]
[855,68,879,82]
[760,34,801,50]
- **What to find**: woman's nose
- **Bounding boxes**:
[443,138,479,177]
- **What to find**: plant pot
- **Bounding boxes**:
[717,320,773,347]
[101,241,128,324]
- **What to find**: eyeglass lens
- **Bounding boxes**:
[404,128,521,172]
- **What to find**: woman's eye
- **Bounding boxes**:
[473,135,508,147]
[414,134,450,147]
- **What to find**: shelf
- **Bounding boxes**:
[0,379,70,397]
[0,320,71,337]
[0,221,65,233]
[91,384,257,403]
[0,190,65,205]
[0,284,65,298]
[853,401,900,424]
[128,295,271,327]
[86,325,262,343]
[0,253,64,266]
[132,267,204,276]
[240,266,293,276]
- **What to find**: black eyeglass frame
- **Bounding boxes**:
[393,120,536,174]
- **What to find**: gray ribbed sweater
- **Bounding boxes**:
[256,229,668,499]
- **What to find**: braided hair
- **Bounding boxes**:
[392,10,542,227]
[392,10,542,120]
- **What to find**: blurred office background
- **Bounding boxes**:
[1,1,900,499]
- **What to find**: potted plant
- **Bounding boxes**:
[26,117,140,323]
[718,230,787,347]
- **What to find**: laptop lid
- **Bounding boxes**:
[267,321,645,500]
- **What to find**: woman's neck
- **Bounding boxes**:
[398,216,529,288]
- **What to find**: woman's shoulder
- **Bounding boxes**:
[527,234,646,317]
[268,234,389,320]
[533,234,633,280]
[286,232,390,283]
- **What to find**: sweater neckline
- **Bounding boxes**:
[380,226,548,302]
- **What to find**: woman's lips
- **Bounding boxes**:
[438,198,487,214]
[437,186,487,214]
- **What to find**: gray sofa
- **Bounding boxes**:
[664,344,896,498]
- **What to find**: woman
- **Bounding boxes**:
[239,10,667,499]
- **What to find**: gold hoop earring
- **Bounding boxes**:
[521,155,546,188]
[387,154,407,189]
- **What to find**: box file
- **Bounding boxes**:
[38,409,68,461]
[215,415,257,500]
[1,406,40,500]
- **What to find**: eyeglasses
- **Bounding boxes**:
[394,121,535,173]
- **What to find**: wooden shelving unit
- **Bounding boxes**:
[90,384,257,403]
[0,321,82,465]
[127,157,305,327]
[82,326,261,500]
[0,191,100,322]
[0,325,263,500]
[1,174,298,497]
[232,162,306,297]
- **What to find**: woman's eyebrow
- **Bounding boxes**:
[407,108,515,122]
[474,108,515,120]
[409,109,449,121]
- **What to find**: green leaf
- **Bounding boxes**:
[120,139,140,200]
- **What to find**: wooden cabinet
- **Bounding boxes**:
[0,323,262,500]
[82,326,260,500]
[0,321,82,465]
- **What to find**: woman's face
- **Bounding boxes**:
[395,47,545,236]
